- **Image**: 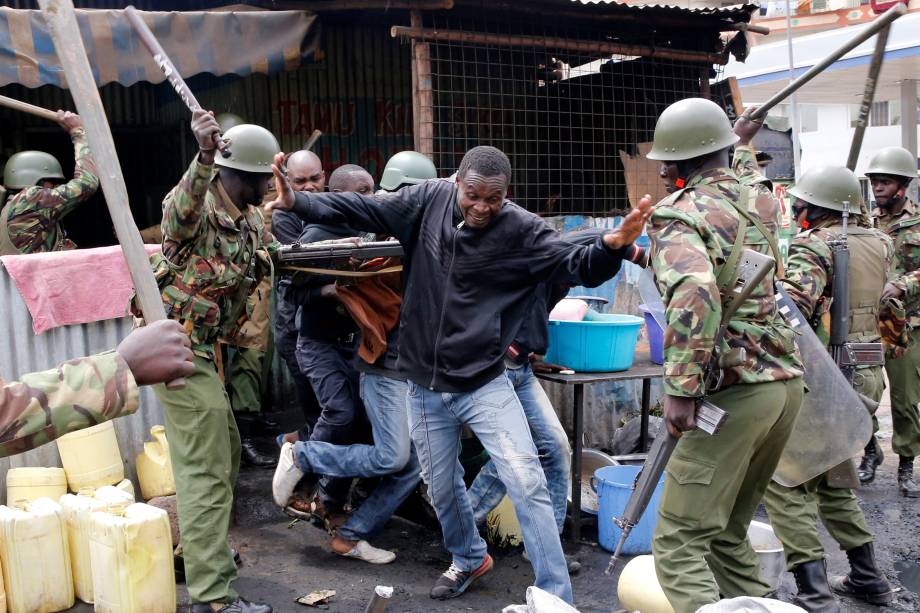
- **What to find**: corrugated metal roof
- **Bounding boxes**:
[0,266,167,503]
[570,0,758,20]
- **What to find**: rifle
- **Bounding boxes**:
[278,241,404,265]
[606,248,776,574]
[828,202,885,381]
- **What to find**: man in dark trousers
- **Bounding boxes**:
[268,145,650,604]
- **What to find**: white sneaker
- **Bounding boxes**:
[272,442,304,507]
[337,540,396,564]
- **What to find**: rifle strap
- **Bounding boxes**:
[715,184,751,318]
[723,185,786,279]
[282,264,403,277]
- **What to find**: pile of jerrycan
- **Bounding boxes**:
[0,422,178,612]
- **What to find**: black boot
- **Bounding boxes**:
[898,456,920,498]
[857,437,883,483]
[829,542,894,605]
[236,416,277,467]
[190,597,271,613]
[792,559,840,613]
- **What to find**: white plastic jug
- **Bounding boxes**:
[95,484,135,505]
[5,467,66,504]
[60,489,105,604]
[56,421,124,491]
[135,426,175,500]
[0,498,74,613]
[90,503,176,613]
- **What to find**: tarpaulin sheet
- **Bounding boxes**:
[0,6,317,89]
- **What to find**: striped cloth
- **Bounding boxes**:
[0,6,317,89]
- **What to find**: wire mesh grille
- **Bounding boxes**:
[423,13,724,216]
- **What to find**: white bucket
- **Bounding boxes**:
[748,520,786,591]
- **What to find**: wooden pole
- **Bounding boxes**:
[37,0,184,388]
[392,25,728,65]
[847,24,890,171]
[749,3,906,121]
[0,94,59,123]
[303,129,322,151]
[408,13,434,158]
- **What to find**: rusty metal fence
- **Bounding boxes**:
[401,13,722,217]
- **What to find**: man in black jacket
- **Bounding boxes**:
[269,146,650,604]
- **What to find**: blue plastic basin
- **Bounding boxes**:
[544,314,643,372]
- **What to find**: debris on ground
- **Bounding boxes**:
[295,589,336,608]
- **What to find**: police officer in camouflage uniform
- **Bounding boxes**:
[645,98,805,613]
[0,111,99,255]
[759,166,894,612]
[0,319,194,458]
[148,110,278,613]
[863,146,920,497]
[214,113,278,468]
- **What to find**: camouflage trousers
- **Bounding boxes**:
[653,378,804,613]
[885,327,920,458]
[227,347,265,414]
[155,355,241,604]
[763,365,881,570]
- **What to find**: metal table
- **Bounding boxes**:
[536,355,662,542]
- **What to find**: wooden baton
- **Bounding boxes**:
[123,5,230,158]
[0,94,60,123]
[303,129,322,151]
[38,0,185,389]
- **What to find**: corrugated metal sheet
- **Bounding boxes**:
[568,0,759,20]
[0,265,166,504]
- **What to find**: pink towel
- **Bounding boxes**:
[1,244,161,334]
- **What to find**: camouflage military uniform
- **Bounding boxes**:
[148,154,277,605]
[649,168,805,613]
[764,219,891,570]
[873,199,920,458]
[0,352,138,458]
[0,129,99,255]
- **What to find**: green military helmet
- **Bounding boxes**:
[380,151,437,191]
[215,113,245,133]
[214,124,280,174]
[647,97,739,162]
[3,151,65,189]
[865,146,917,180]
[788,166,862,212]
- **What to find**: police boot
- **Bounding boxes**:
[857,437,883,484]
[829,543,894,605]
[897,456,920,498]
[190,597,272,613]
[791,559,840,613]
[237,417,277,468]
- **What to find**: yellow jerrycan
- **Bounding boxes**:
[56,421,124,491]
[60,489,105,604]
[135,426,175,500]
[89,502,176,613]
[0,498,75,613]
[485,495,523,547]
[617,554,675,613]
[60,486,135,605]
[5,467,66,505]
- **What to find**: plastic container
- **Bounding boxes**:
[749,520,786,591]
[545,314,644,372]
[638,303,665,365]
[569,449,618,515]
[112,479,136,500]
[135,426,175,500]
[548,298,589,322]
[6,467,67,505]
[485,496,522,547]
[594,464,664,555]
[95,485,135,505]
[60,490,106,604]
[0,498,74,613]
[90,503,176,613]
[56,421,124,492]
[617,554,674,613]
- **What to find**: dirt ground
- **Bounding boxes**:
[71,390,920,613]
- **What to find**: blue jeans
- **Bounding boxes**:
[337,375,422,541]
[408,374,573,603]
[468,365,571,533]
[292,373,411,478]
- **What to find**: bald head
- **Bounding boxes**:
[329,164,374,195]
[287,150,325,193]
